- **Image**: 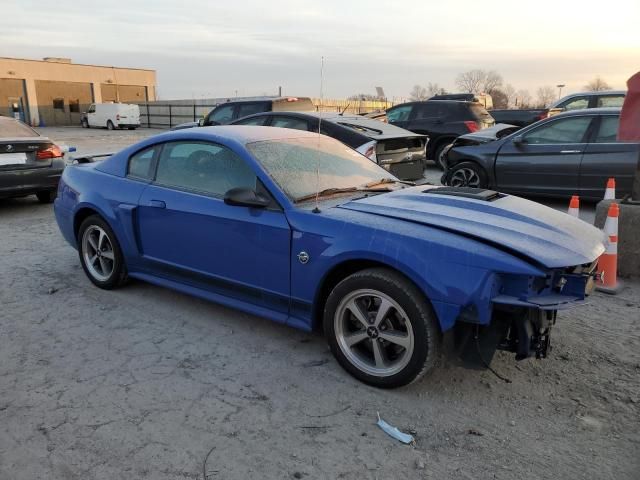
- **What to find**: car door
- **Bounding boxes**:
[579,114,640,199]
[136,140,291,316]
[494,115,595,196]
[87,104,97,126]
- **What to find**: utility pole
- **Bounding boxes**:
[556,84,565,100]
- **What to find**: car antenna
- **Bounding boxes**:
[312,55,324,214]
[339,102,350,115]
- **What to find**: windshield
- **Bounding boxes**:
[247,135,397,201]
[0,117,39,137]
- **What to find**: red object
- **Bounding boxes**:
[618,71,640,142]
[36,145,63,160]
[607,178,616,189]
[569,196,580,209]
[536,112,548,120]
[464,121,479,132]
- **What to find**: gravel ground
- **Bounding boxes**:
[1,128,637,479]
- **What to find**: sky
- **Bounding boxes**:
[1,0,639,101]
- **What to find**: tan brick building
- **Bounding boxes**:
[0,57,156,126]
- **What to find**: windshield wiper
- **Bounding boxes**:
[363,178,416,188]
[295,187,359,203]
[295,185,397,204]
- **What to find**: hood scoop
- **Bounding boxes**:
[423,186,503,202]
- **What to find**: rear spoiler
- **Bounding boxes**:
[67,153,114,164]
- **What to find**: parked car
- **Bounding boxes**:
[386,100,494,169]
[231,111,427,180]
[439,123,520,165]
[0,116,66,203]
[489,109,549,127]
[489,91,627,129]
[549,90,626,115]
[442,108,639,199]
[172,97,315,130]
[54,125,604,388]
[81,103,140,130]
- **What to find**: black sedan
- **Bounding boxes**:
[230,111,427,180]
[0,116,65,203]
[442,108,640,200]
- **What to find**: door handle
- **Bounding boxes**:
[560,150,581,154]
[147,199,166,208]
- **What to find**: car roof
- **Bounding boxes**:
[389,100,477,108]
[232,111,424,138]
[552,107,621,117]
[194,125,323,143]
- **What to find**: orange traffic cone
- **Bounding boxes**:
[596,203,621,294]
[604,178,616,200]
[568,195,580,217]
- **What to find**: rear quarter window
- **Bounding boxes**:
[128,146,157,179]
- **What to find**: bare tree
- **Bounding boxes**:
[409,85,428,101]
[503,84,517,108]
[515,89,532,108]
[426,82,446,97]
[584,76,612,91]
[536,86,557,108]
[490,89,509,109]
[455,70,485,93]
[456,69,503,94]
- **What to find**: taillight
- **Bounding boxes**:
[464,121,479,132]
[36,145,64,160]
[536,112,547,121]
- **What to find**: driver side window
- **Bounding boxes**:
[154,142,256,197]
[523,117,592,144]
[207,105,235,125]
[386,105,412,122]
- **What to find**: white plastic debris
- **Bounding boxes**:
[376,412,415,445]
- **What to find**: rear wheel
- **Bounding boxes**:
[36,190,56,204]
[78,215,127,289]
[324,268,441,388]
[446,161,488,189]
[106,120,115,130]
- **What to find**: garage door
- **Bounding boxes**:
[35,80,93,126]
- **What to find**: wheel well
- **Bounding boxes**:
[429,137,456,157]
[312,259,425,332]
[73,207,100,240]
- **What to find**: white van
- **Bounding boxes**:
[81,103,140,130]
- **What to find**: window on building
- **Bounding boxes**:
[53,98,65,110]
[69,99,80,113]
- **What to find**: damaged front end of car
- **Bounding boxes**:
[457,261,600,362]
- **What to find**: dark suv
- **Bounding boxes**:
[172,97,315,130]
[386,100,494,168]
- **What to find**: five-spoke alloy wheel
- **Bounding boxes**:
[324,268,441,388]
[78,215,127,289]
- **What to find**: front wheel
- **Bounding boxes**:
[106,120,115,130]
[324,268,441,388]
[445,161,488,189]
[78,215,127,289]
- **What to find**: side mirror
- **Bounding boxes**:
[224,187,270,208]
[513,135,526,146]
[198,118,205,127]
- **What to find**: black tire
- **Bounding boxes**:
[323,268,441,388]
[434,142,451,170]
[445,161,488,189]
[36,190,56,203]
[81,119,88,128]
[106,120,115,130]
[78,215,127,289]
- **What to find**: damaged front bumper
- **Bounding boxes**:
[459,262,599,361]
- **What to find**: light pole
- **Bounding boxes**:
[556,84,565,100]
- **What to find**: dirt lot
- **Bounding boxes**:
[1,128,638,479]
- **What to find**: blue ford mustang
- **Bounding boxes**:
[54,126,604,388]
